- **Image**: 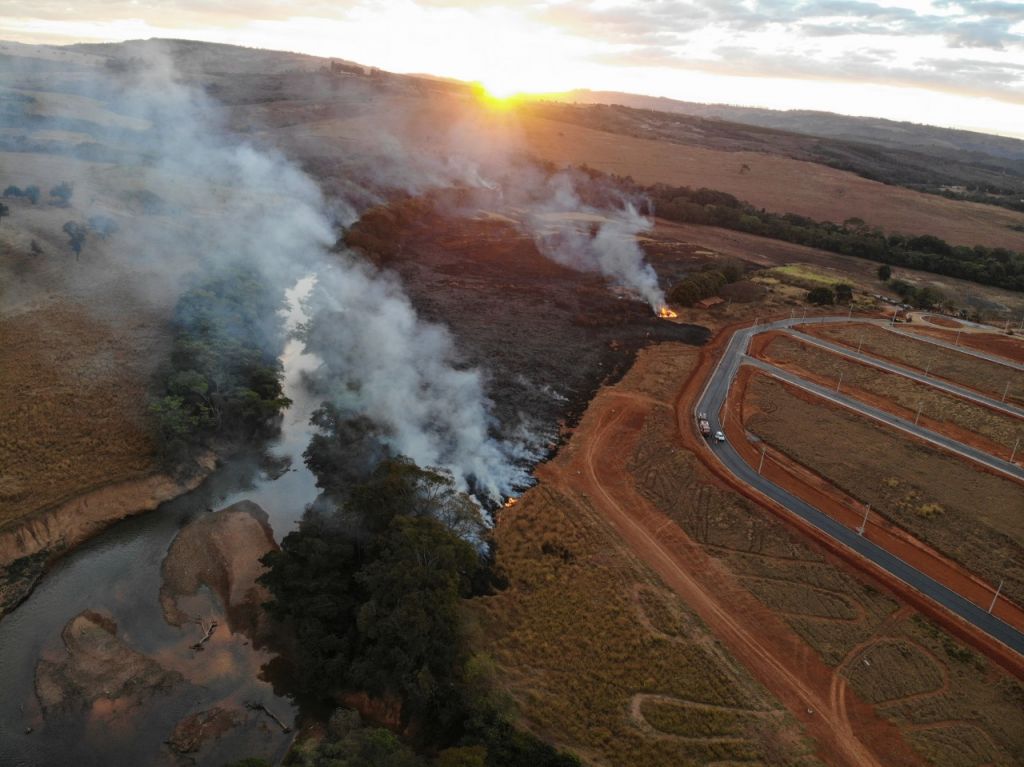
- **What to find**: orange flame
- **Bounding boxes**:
[658,306,678,319]
[503,497,519,509]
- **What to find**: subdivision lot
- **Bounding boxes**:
[803,322,1024,406]
[755,333,1024,458]
[744,374,1024,608]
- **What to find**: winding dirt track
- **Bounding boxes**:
[537,367,921,767]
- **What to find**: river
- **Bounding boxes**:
[0,276,323,767]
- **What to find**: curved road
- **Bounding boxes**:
[695,317,1024,656]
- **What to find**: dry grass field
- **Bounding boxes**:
[745,374,1024,607]
[518,113,1024,252]
[759,334,1024,453]
[804,323,1024,405]
[470,486,820,767]
[0,301,162,528]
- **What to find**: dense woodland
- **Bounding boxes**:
[256,416,579,766]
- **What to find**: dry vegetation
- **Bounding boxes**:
[759,334,1024,452]
[804,322,1024,405]
[629,365,1024,766]
[518,113,1024,252]
[745,374,1024,606]
[0,302,161,528]
[470,483,820,767]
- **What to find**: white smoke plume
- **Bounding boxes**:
[3,45,533,502]
[524,171,666,311]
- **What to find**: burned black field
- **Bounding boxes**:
[347,207,708,445]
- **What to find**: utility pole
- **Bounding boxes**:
[890,309,898,326]
[857,333,864,353]
[924,356,933,376]
[857,504,870,535]
[758,447,766,475]
[1011,437,1020,464]
[988,580,1003,614]
[914,401,923,425]
[848,303,853,319]
[1001,380,1010,403]
[955,329,962,346]
[836,372,843,392]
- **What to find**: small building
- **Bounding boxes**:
[695,296,725,310]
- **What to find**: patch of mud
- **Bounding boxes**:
[166,706,242,756]
[159,500,278,643]
[35,610,182,715]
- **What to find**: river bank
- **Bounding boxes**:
[0,453,216,620]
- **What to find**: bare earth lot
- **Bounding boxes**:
[745,374,1024,608]
[803,322,1024,406]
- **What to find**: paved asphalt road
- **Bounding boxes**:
[694,317,1024,656]
[785,329,1024,420]
[745,356,1024,481]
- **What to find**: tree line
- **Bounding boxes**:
[254,406,579,766]
[644,183,1024,291]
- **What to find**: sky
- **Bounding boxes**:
[1,1,1023,137]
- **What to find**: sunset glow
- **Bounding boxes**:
[1,1,1022,136]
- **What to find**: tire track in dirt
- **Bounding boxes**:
[543,393,893,767]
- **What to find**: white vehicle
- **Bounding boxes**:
[714,431,726,443]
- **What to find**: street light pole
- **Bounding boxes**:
[914,401,923,425]
[758,447,766,475]
[989,580,1003,614]
[836,372,843,392]
[857,504,870,535]
[1011,437,1020,464]
[955,329,962,346]
[1001,381,1010,403]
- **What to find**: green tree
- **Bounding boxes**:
[0,202,8,226]
[834,283,853,303]
[806,286,835,305]
[877,264,892,281]
[24,185,40,204]
[352,516,479,728]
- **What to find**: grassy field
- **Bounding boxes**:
[0,301,162,528]
[745,374,1024,607]
[804,323,1024,405]
[469,347,822,767]
[518,113,1024,252]
[760,334,1024,453]
[469,484,820,767]
[628,361,1024,766]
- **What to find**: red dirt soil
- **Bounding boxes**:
[747,330,1022,468]
[539,329,927,767]
[923,315,962,329]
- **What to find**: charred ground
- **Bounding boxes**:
[342,197,709,445]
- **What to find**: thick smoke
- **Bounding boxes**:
[12,47,533,502]
[526,171,665,310]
